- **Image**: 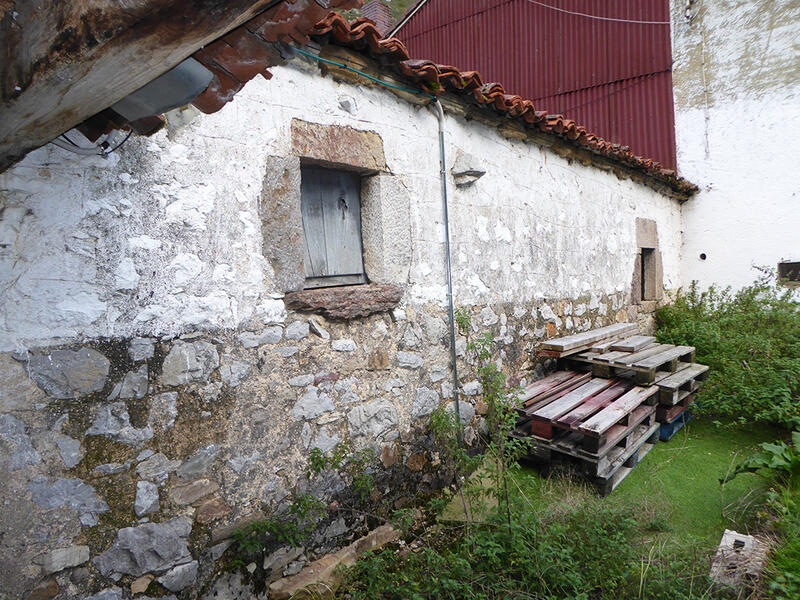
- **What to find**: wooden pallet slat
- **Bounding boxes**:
[518,371,580,403]
[614,343,674,366]
[520,374,593,416]
[520,371,591,406]
[532,379,616,422]
[611,335,657,352]
[540,323,638,352]
[633,345,696,370]
[578,386,659,437]
[656,363,710,390]
[555,380,633,429]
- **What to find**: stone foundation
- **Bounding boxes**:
[0,289,667,599]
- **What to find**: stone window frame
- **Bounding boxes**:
[259,119,411,299]
[632,217,663,305]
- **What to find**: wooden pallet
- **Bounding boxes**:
[594,424,660,495]
[518,371,658,450]
[656,394,694,423]
[567,344,696,384]
[660,410,693,441]
[516,421,660,496]
[655,363,709,404]
[538,323,638,358]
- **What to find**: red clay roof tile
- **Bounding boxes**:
[187,7,695,196]
[309,13,697,196]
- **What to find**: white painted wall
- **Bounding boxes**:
[0,57,683,352]
[671,0,800,292]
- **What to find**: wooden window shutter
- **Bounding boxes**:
[300,165,366,288]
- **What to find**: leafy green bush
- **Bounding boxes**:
[655,274,800,426]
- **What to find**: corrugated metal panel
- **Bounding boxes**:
[396,0,676,168]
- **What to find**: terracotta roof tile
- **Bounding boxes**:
[309,13,697,196]
[186,6,695,196]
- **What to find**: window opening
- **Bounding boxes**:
[778,261,800,286]
[300,164,366,289]
[641,247,657,300]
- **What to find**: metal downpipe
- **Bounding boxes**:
[432,99,462,439]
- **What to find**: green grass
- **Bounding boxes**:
[450,418,781,548]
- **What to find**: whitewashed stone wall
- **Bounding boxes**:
[671,0,800,293]
[0,53,683,600]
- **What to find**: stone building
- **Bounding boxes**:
[0,9,696,600]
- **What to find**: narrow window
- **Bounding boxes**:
[778,261,800,286]
[641,248,657,301]
[300,164,366,288]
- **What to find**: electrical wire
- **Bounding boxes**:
[522,0,671,25]
[294,47,435,99]
[51,129,132,157]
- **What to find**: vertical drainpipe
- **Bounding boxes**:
[432,99,462,439]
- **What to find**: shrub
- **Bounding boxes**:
[655,274,800,426]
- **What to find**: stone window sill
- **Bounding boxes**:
[284,283,403,320]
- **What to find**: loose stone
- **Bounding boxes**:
[118,364,148,399]
[128,338,155,361]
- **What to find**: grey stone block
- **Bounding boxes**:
[331,339,357,352]
[285,321,309,340]
[85,402,153,447]
[39,545,90,575]
[20,348,110,399]
[412,387,439,420]
[119,364,149,399]
[134,481,159,517]
[128,338,155,361]
[397,351,423,369]
[56,434,83,469]
[93,517,192,577]
[0,414,42,470]
[291,387,335,421]
[159,341,219,386]
[28,477,109,523]
[158,561,198,592]
[347,399,398,441]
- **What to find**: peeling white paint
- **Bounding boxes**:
[0,57,683,351]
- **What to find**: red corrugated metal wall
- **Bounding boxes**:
[395,0,676,169]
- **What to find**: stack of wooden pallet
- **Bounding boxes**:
[513,323,710,494]
[515,371,660,495]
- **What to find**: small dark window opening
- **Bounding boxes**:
[778,261,800,286]
[300,164,366,289]
[641,248,657,301]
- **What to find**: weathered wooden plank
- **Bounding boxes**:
[520,371,588,405]
[579,386,659,436]
[521,374,593,415]
[2,0,322,171]
[611,336,657,352]
[556,380,633,429]
[656,363,709,390]
[590,339,620,353]
[582,405,656,456]
[594,351,632,364]
[612,344,674,366]
[540,323,638,352]
[633,346,695,370]
[533,379,616,421]
[653,362,693,384]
